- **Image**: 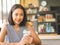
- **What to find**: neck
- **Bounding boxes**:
[14,24,20,28]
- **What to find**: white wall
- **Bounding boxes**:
[0,0,20,28]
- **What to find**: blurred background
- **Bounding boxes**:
[0,0,60,45]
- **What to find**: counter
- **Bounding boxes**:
[38,34,60,45]
[38,34,60,39]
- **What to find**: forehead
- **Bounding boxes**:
[13,8,24,13]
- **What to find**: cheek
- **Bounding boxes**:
[21,16,24,21]
[12,14,16,21]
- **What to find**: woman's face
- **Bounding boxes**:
[12,8,24,25]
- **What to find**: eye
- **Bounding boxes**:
[15,13,18,16]
[20,13,24,16]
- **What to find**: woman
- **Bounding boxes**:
[0,4,41,45]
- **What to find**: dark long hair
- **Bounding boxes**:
[8,4,27,26]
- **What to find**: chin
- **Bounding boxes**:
[16,22,20,25]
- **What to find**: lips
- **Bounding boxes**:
[14,18,23,24]
[17,20,21,23]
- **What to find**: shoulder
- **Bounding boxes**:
[1,24,7,30]
[1,24,7,35]
[1,24,10,32]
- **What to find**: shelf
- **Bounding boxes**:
[25,7,39,9]
[38,32,56,34]
[38,11,55,15]
[26,7,38,16]
[57,23,60,25]
[27,13,37,15]
[38,21,56,23]
[37,11,57,34]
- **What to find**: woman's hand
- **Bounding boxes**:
[20,34,33,45]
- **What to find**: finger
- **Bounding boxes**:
[22,36,29,41]
[24,35,33,41]
[24,36,33,43]
[22,35,33,43]
[23,34,31,37]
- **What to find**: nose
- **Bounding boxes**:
[17,15,20,19]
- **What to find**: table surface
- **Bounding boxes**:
[38,34,60,39]
[0,31,60,39]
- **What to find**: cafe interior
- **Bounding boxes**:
[0,0,60,45]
